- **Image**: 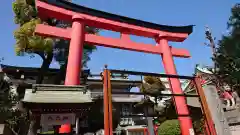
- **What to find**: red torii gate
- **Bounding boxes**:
[35,0,194,134]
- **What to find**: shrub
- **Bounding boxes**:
[158,119,181,135]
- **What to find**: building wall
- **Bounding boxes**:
[90,88,131,98]
[203,85,231,135]
[0,124,13,135]
[230,125,240,135]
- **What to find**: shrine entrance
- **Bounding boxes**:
[34,0,216,134]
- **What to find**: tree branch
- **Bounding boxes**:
[34,51,45,60]
[5,121,19,135]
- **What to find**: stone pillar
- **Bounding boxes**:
[75,117,79,134]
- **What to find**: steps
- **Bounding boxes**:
[225,109,240,124]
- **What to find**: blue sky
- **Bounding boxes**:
[0,0,238,76]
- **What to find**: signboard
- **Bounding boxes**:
[40,113,76,126]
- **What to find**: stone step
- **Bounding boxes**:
[225,108,240,124]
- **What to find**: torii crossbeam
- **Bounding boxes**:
[35,0,194,134]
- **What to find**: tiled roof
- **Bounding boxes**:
[22,85,92,103]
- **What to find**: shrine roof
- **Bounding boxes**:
[195,64,213,75]
[41,0,194,34]
[0,64,90,78]
[21,84,143,104]
[0,64,89,75]
[22,84,92,103]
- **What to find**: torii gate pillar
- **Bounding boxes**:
[157,37,193,135]
[64,16,85,85]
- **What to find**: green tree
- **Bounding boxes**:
[136,76,167,135]
[213,3,240,92]
[137,76,167,114]
[12,0,98,84]
[13,0,53,84]
[0,72,29,135]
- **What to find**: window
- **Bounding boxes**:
[121,104,130,116]
[128,130,144,135]
[80,119,88,127]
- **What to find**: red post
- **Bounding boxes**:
[143,128,147,135]
[65,15,85,85]
[157,37,194,135]
[194,78,217,135]
[204,121,211,135]
[107,70,113,135]
[103,69,110,135]
[62,16,85,134]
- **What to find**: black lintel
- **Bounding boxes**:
[40,0,194,34]
[109,69,195,80]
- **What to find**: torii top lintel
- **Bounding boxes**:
[35,0,194,58]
